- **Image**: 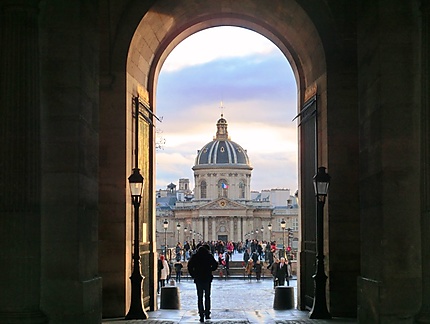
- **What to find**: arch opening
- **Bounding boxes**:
[100,0,329,317]
[154,26,299,278]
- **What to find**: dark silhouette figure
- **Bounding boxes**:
[255,260,262,281]
[275,257,289,286]
[174,261,183,282]
[187,244,218,322]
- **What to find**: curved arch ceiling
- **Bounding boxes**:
[126,0,326,104]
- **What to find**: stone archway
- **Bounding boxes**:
[4,1,427,323]
[99,0,360,318]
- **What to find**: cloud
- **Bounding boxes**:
[157,53,295,110]
[162,26,277,72]
[251,153,298,191]
[156,152,196,188]
[155,26,298,192]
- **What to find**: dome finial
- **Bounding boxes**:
[216,109,228,140]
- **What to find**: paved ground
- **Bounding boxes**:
[103,252,357,324]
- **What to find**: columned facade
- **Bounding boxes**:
[166,116,274,245]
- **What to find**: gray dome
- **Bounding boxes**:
[193,115,251,169]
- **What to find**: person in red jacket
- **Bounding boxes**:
[187,244,218,322]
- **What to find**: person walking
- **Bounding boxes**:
[255,260,262,281]
[270,258,280,288]
[276,257,289,286]
[159,255,170,289]
[217,252,225,278]
[243,248,250,267]
[251,250,259,266]
[224,252,230,277]
[174,260,183,283]
[187,244,219,323]
[157,255,163,294]
[175,242,182,262]
[245,259,254,282]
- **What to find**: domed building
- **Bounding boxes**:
[193,114,252,201]
[156,115,299,249]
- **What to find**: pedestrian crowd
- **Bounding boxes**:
[157,239,294,322]
[158,238,294,291]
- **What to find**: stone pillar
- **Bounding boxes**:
[38,1,102,322]
[418,0,430,322]
[204,218,208,242]
[0,1,47,323]
[212,218,216,240]
[357,2,422,322]
[229,218,234,242]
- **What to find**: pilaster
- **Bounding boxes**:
[0,1,47,322]
[357,1,422,322]
[417,0,430,322]
[38,1,102,322]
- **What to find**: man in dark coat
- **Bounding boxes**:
[275,257,289,286]
[224,252,230,276]
[243,248,250,266]
[187,244,218,322]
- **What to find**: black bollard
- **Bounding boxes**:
[273,286,294,310]
[160,286,181,309]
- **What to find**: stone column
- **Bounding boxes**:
[204,218,208,242]
[0,1,47,323]
[229,217,234,242]
[418,0,430,322]
[212,218,216,241]
[38,1,102,322]
[357,2,422,322]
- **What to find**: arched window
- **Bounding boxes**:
[218,179,228,198]
[239,181,245,199]
[200,180,207,199]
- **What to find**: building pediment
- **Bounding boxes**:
[199,198,246,210]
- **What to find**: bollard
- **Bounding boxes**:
[273,286,294,310]
[160,286,181,309]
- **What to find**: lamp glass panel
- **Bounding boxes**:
[130,182,143,196]
[314,181,329,196]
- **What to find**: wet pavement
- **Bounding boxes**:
[103,252,357,324]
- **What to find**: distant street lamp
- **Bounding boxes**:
[260,226,264,241]
[255,228,259,240]
[163,219,169,258]
[176,223,181,242]
[309,167,332,319]
[281,219,286,258]
[268,223,272,242]
[287,227,293,257]
[190,230,195,250]
[184,227,188,241]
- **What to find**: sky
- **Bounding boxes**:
[155,26,298,193]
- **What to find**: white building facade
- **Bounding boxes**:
[156,115,299,253]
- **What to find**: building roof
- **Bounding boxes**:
[193,114,252,170]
